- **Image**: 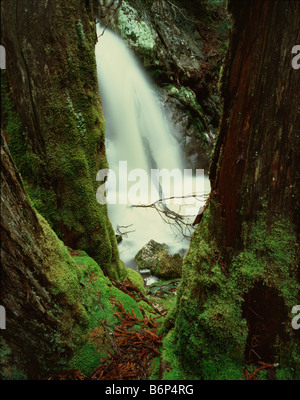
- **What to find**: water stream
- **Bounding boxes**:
[95,25,210,273]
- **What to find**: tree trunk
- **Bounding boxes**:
[0,0,125,279]
[0,134,88,379]
[210,0,300,248]
[165,0,300,380]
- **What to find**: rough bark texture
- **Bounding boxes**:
[210,0,300,248]
[0,0,125,279]
[0,134,88,379]
[160,0,300,380]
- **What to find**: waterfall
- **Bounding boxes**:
[95,25,209,269]
[95,26,183,174]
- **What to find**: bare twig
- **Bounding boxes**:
[165,0,196,23]
[116,224,136,236]
[131,193,209,239]
[132,193,208,208]
[244,361,278,380]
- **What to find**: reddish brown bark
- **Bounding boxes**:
[210,0,300,247]
[169,0,300,379]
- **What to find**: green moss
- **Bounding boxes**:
[0,338,27,380]
[69,342,100,376]
[36,215,91,364]
[200,355,244,380]
[126,268,146,294]
[67,252,147,375]
[0,71,36,179]
[165,85,206,120]
[38,215,84,306]
[25,216,145,376]
[73,252,143,324]
[159,202,300,379]
[1,73,20,135]
[1,8,126,279]
[164,84,210,148]
[0,211,90,377]
[157,330,199,380]
[230,215,299,305]
[76,17,86,42]
[148,356,161,380]
[9,217,151,378]
[116,1,158,65]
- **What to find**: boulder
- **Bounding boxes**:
[135,239,182,279]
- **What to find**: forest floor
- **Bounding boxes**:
[47,278,179,380]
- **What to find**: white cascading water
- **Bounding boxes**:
[95,25,210,271]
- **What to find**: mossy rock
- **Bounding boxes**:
[135,239,168,270]
[155,254,182,280]
[113,1,158,67]
[135,239,182,279]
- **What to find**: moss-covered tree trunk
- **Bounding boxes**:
[164,0,300,380]
[1,0,125,279]
[0,134,89,378]
[0,134,147,379]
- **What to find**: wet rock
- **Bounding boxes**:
[113,1,158,68]
[159,86,212,170]
[113,1,204,84]
[135,239,182,279]
[135,240,169,270]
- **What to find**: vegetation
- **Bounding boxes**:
[1,0,299,382]
[157,203,299,380]
[0,1,124,278]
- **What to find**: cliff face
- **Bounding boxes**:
[1,0,124,279]
[102,0,230,170]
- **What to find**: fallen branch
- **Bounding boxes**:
[89,298,163,380]
[243,361,279,380]
[132,193,209,239]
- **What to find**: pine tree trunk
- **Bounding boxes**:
[167,0,300,380]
